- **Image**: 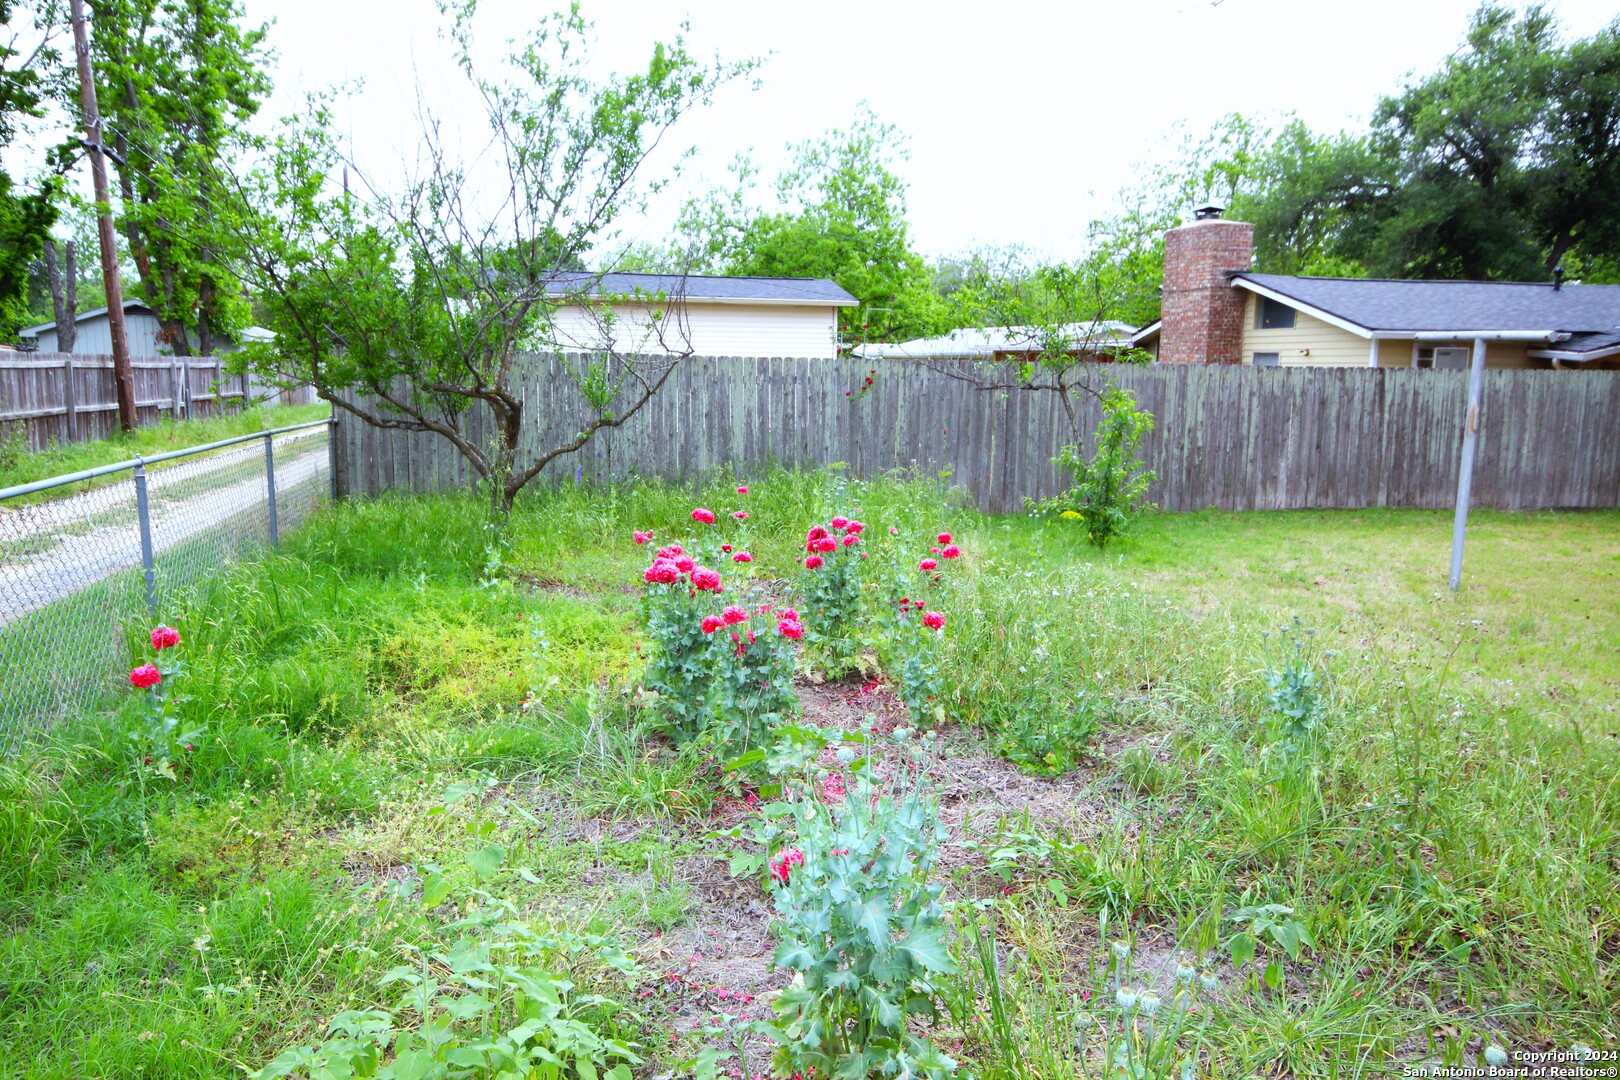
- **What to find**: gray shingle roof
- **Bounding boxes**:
[1235,272,1620,351]
[545,272,858,306]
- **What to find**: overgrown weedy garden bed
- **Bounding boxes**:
[0,473,1614,1078]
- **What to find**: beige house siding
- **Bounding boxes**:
[550,301,840,359]
[1236,294,1548,369]
[1240,295,1367,366]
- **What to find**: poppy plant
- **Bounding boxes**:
[941,544,961,559]
[722,605,749,625]
[129,664,161,689]
[701,615,725,635]
[692,567,721,591]
[691,508,716,525]
[150,625,180,650]
[919,558,938,572]
[923,611,946,630]
[804,554,824,570]
[732,552,753,563]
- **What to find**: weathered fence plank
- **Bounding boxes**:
[331,356,1620,514]
[0,353,317,450]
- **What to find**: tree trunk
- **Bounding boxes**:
[196,273,215,356]
[43,240,78,352]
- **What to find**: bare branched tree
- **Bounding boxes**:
[912,260,1150,443]
[225,4,752,513]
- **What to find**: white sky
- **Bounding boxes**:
[29,0,1620,262]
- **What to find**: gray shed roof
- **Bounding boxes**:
[1234,272,1620,351]
[545,272,858,306]
[21,300,157,337]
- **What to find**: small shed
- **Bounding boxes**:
[20,301,277,358]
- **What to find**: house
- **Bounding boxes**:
[1130,208,1620,370]
[858,320,1137,362]
[544,272,859,360]
[20,300,277,358]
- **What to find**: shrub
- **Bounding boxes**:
[1030,386,1156,550]
[707,603,802,759]
[638,535,725,739]
[795,516,866,669]
[761,736,958,1080]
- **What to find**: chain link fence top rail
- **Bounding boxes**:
[0,419,334,752]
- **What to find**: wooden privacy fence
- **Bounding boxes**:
[0,353,312,450]
[332,356,1620,513]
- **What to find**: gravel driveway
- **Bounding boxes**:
[0,427,328,627]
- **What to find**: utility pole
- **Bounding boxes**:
[69,0,137,432]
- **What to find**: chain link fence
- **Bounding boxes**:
[0,419,333,753]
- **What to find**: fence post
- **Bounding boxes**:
[328,416,340,501]
[133,458,158,616]
[62,355,77,442]
[264,431,279,546]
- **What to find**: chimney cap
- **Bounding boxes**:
[1193,204,1225,221]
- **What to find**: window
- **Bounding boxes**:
[1257,296,1296,330]
[1252,352,1281,367]
[1433,347,1470,370]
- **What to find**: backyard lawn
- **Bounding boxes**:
[0,475,1614,1078]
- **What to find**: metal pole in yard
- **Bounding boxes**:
[264,431,279,546]
[133,458,158,615]
[328,416,339,502]
[1447,337,1488,591]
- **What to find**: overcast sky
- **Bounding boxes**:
[40,0,1620,263]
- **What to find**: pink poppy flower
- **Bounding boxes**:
[804,555,824,570]
[692,567,721,591]
[937,532,952,544]
[129,664,161,689]
[778,617,804,640]
[691,508,716,524]
[923,611,946,630]
[150,625,180,650]
[920,558,938,572]
[701,615,724,634]
[732,552,753,563]
[722,605,748,625]
[942,544,961,559]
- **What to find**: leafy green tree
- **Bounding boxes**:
[679,108,946,343]
[0,0,63,337]
[229,6,750,515]
[88,0,269,353]
[1030,387,1157,551]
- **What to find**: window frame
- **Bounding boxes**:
[1256,296,1297,331]
[1252,352,1282,368]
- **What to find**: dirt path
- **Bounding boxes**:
[0,427,327,626]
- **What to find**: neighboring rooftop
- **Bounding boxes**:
[859,320,1137,360]
[545,271,859,306]
[21,300,157,337]
[1232,272,1620,339]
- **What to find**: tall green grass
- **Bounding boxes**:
[0,476,1613,1076]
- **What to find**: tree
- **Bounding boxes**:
[0,0,64,337]
[87,0,269,353]
[229,5,750,515]
[679,108,946,343]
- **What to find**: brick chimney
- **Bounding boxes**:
[1159,206,1254,365]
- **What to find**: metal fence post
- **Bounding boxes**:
[328,416,340,502]
[264,431,279,546]
[133,458,158,615]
